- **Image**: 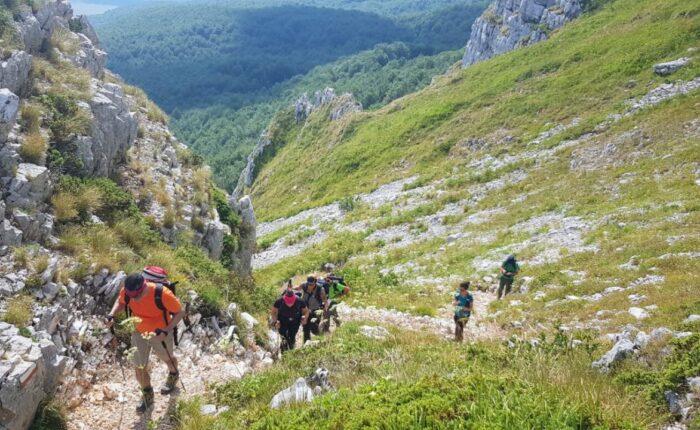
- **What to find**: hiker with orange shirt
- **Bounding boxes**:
[106,273,186,413]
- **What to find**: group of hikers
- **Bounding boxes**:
[104,255,519,413]
[270,274,350,351]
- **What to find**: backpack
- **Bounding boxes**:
[125,266,187,346]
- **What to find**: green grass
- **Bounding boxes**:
[246,0,700,222]
[177,323,658,429]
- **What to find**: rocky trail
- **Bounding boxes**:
[66,340,271,430]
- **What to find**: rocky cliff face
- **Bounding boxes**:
[462,0,582,66]
[0,2,256,428]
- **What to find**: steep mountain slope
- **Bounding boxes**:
[0,2,267,429]
[91,0,488,189]
[187,0,700,428]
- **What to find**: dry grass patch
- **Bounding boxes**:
[19,132,47,164]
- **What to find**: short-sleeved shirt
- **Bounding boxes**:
[454,292,473,318]
[501,260,520,280]
[327,282,346,301]
[119,282,182,334]
[274,297,307,323]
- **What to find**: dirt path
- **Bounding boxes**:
[337,290,503,341]
[66,349,261,430]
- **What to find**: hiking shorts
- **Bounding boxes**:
[131,331,175,369]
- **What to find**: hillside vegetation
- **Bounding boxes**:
[92,0,487,189]
[178,0,700,428]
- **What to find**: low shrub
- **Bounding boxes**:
[20,133,47,164]
[2,295,33,327]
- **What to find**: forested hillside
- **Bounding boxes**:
[92,0,487,189]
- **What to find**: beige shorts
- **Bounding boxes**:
[131,332,175,369]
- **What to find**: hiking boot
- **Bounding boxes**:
[160,372,179,394]
[136,387,154,413]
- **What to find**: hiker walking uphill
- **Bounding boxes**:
[106,272,186,413]
[498,255,521,299]
[321,274,350,332]
[295,276,329,343]
[453,281,474,342]
[271,287,310,352]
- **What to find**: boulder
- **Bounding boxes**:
[240,312,258,329]
[0,219,22,247]
[270,377,315,409]
[628,307,649,320]
[11,209,54,243]
[5,163,52,210]
[654,58,691,76]
[0,51,33,96]
[592,338,636,371]
[683,314,700,324]
[201,219,229,260]
[81,83,137,177]
[665,390,682,416]
[0,89,20,144]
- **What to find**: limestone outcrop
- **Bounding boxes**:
[463,0,583,66]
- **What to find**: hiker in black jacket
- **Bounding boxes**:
[271,288,309,351]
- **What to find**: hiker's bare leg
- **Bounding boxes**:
[135,366,151,388]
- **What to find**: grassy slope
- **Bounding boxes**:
[248,0,700,222]
[190,1,700,427]
[179,323,661,429]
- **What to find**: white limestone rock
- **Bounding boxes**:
[654,58,691,76]
[0,89,20,144]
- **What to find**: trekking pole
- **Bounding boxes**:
[157,330,187,393]
[109,325,126,380]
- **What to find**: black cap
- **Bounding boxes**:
[284,290,295,297]
[307,276,316,283]
[124,273,145,292]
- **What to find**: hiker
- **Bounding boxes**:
[106,272,185,413]
[295,276,328,343]
[322,274,350,332]
[271,288,310,352]
[498,255,520,299]
[453,281,474,342]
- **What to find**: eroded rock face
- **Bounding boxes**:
[68,33,107,79]
[0,89,20,144]
[79,83,137,177]
[0,51,33,97]
[463,0,582,66]
[230,195,256,278]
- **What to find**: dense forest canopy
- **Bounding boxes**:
[93,0,487,189]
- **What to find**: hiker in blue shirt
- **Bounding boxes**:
[452,281,474,342]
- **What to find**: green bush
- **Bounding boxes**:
[30,398,68,430]
[338,196,360,212]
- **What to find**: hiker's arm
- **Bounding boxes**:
[341,286,350,297]
[163,308,185,335]
[106,297,125,326]
[301,307,310,325]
